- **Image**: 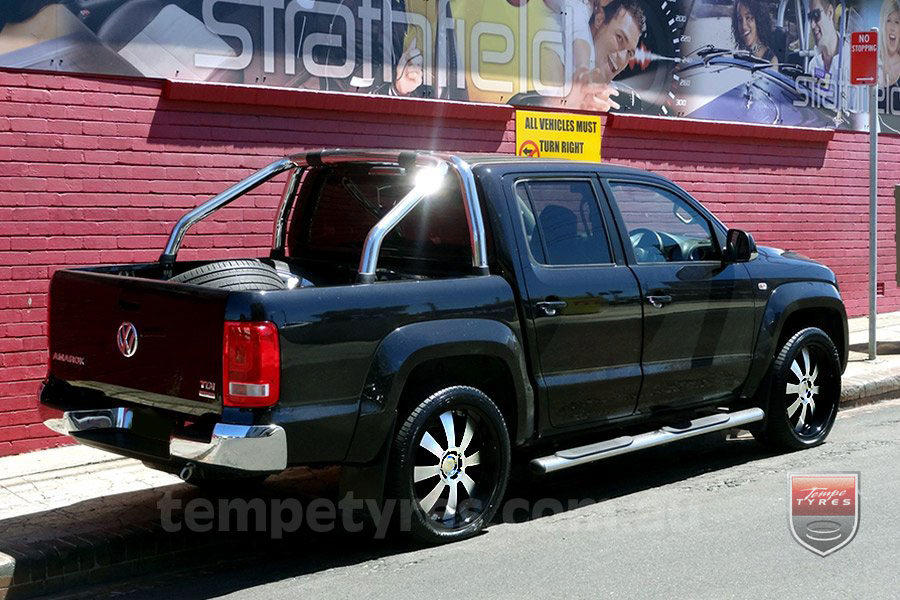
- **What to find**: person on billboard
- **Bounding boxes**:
[563,0,644,110]
[521,0,644,111]
[880,0,900,90]
[807,0,842,84]
[589,0,644,84]
[731,0,778,64]
[392,37,424,96]
[805,0,862,115]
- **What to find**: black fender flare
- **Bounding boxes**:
[343,318,534,464]
[741,281,848,399]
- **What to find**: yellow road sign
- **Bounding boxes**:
[515,110,602,162]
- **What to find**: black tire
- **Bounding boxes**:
[387,386,511,544]
[169,259,286,291]
[753,327,841,451]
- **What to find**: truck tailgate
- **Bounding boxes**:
[48,269,227,417]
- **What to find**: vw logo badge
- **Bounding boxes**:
[116,322,139,358]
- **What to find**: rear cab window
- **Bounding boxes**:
[285,164,473,282]
[514,179,613,266]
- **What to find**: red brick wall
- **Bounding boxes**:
[0,69,896,456]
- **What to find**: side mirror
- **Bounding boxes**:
[723,229,756,263]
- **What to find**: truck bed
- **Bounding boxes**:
[43,261,521,466]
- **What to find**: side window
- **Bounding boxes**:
[608,182,718,264]
[515,180,612,266]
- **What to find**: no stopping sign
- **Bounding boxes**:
[851,31,878,85]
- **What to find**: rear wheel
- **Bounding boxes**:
[753,327,841,451]
[387,386,511,544]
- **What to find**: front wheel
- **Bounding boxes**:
[387,386,511,544]
[753,327,841,451]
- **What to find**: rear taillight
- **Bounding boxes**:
[223,321,280,408]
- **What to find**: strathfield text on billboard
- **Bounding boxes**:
[2,0,900,132]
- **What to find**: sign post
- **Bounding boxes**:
[851,30,879,360]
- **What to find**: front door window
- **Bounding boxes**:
[609,183,718,263]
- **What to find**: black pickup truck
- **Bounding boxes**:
[40,150,848,543]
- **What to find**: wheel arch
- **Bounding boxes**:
[741,281,848,399]
[343,318,534,464]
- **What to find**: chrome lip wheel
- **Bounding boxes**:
[786,347,820,433]
[393,386,511,543]
[752,327,841,452]
[784,343,837,440]
[414,410,485,525]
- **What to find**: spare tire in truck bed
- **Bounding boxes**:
[169,260,287,291]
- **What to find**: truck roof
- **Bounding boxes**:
[290,149,657,179]
[453,154,653,176]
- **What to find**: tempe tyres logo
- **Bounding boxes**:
[788,473,859,557]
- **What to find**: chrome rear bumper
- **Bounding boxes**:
[44,407,287,473]
[169,423,287,472]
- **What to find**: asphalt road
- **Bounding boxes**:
[52,399,900,600]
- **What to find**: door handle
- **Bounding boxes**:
[536,300,567,316]
[646,295,672,309]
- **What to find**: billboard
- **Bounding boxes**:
[0,0,895,132]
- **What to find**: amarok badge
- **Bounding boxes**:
[789,473,859,556]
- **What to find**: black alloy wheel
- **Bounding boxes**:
[754,327,841,450]
[388,386,511,544]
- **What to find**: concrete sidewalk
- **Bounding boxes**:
[2,311,900,599]
[840,310,900,405]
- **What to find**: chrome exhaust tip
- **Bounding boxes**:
[179,462,196,482]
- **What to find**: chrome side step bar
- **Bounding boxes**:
[531,407,765,475]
